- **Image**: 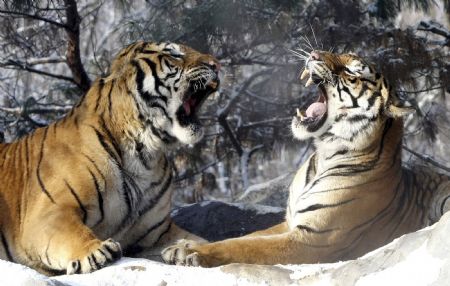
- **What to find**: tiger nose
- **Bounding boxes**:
[310,51,320,60]
[205,60,221,73]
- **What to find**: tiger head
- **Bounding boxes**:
[108,41,220,146]
[292,50,413,149]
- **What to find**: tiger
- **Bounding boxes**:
[161,50,450,267]
[0,41,220,275]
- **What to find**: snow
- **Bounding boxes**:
[355,243,444,286]
[1,211,450,286]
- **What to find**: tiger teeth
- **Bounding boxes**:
[296,109,305,121]
[209,81,218,89]
[305,77,314,87]
[300,69,309,80]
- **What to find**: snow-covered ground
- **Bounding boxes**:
[1,211,449,286]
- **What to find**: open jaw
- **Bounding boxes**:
[176,78,220,127]
[295,84,328,132]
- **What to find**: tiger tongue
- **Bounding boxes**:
[305,102,326,118]
[183,97,197,116]
[183,102,191,115]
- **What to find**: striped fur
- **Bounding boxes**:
[161,50,450,267]
[0,41,219,275]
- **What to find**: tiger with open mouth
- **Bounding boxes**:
[162,50,450,267]
[0,41,220,275]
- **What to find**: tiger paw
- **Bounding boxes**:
[67,238,122,274]
[161,239,201,266]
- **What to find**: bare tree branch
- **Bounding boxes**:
[217,69,274,156]
[0,60,76,83]
[0,105,72,116]
[403,145,450,173]
[63,0,91,92]
[0,9,68,29]
[418,21,450,46]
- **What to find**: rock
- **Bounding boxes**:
[171,201,285,241]
[237,172,294,207]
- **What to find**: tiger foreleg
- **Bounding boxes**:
[22,209,121,274]
[160,222,324,267]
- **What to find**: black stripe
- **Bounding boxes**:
[325,149,348,160]
[317,118,393,178]
[135,141,151,169]
[141,58,168,94]
[25,135,30,174]
[163,69,179,80]
[1,233,13,261]
[347,114,377,122]
[64,180,88,224]
[357,84,368,99]
[383,174,413,242]
[82,153,107,189]
[147,121,177,144]
[140,50,158,55]
[88,254,96,270]
[107,81,114,119]
[116,42,139,60]
[348,179,402,234]
[90,253,100,269]
[132,60,168,104]
[149,157,169,188]
[360,77,376,85]
[45,241,52,266]
[91,126,121,164]
[134,216,169,245]
[95,80,105,112]
[36,128,55,203]
[342,84,359,108]
[154,221,172,244]
[99,118,122,161]
[138,171,173,217]
[122,178,134,214]
[150,102,173,123]
[88,168,104,226]
[344,67,355,75]
[305,156,315,186]
[440,196,450,216]
[297,225,336,234]
[367,91,381,109]
[297,198,356,214]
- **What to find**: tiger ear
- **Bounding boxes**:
[384,103,415,118]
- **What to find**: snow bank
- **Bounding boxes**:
[1,212,449,286]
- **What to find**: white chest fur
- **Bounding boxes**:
[92,151,173,248]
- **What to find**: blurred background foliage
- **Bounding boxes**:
[0,0,449,204]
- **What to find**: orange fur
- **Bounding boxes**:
[0,41,219,275]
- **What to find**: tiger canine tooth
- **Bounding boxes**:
[209,81,218,89]
[305,77,314,87]
[300,69,309,80]
[296,109,306,121]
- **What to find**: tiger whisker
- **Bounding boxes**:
[300,43,313,52]
[296,47,311,56]
[288,49,309,60]
[309,24,319,49]
[300,35,314,51]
